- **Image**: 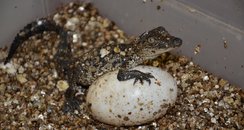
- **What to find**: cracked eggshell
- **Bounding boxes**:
[86,65,177,126]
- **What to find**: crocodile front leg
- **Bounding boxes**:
[117,69,155,85]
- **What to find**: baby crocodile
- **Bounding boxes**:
[4,18,182,113]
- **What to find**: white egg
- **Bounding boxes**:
[86,65,177,126]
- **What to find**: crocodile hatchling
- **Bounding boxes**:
[4,18,182,113]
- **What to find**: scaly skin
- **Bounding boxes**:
[4,18,182,113]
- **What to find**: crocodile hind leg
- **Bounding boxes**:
[62,80,82,113]
[54,31,83,113]
[58,67,85,113]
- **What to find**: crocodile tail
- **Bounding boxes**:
[4,18,70,64]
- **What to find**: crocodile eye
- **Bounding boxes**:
[148,37,155,43]
[160,31,168,37]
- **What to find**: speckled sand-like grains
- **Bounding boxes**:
[0,2,243,129]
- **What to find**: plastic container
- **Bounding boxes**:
[0,0,243,88]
